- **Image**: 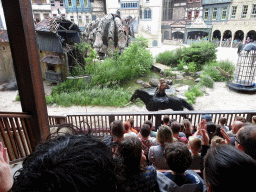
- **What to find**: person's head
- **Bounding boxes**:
[156,125,174,145]
[202,114,212,122]
[204,144,256,192]
[219,117,227,126]
[160,78,165,84]
[144,120,153,129]
[170,122,181,134]
[117,136,145,175]
[236,124,256,160]
[12,134,118,192]
[188,136,202,153]
[163,115,170,125]
[234,115,246,123]
[181,119,192,135]
[111,120,124,138]
[164,142,192,174]
[211,136,224,147]
[127,118,134,128]
[140,124,151,138]
[124,121,131,132]
[232,121,243,134]
[252,115,256,124]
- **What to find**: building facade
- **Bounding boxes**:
[31,0,52,23]
[64,0,91,31]
[50,0,66,17]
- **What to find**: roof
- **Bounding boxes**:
[40,55,62,64]
[0,30,9,42]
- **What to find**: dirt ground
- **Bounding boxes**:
[1,45,255,116]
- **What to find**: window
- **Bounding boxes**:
[86,15,89,23]
[32,0,46,3]
[92,15,96,21]
[79,16,82,24]
[187,11,192,20]
[140,9,142,19]
[50,0,55,6]
[195,10,199,19]
[252,4,256,18]
[144,8,152,19]
[77,0,81,7]
[204,8,209,20]
[231,6,237,19]
[43,13,49,19]
[34,14,40,22]
[120,2,139,9]
[68,0,72,7]
[241,5,248,18]
[60,0,64,6]
[221,7,227,20]
[84,0,88,7]
[212,8,217,20]
[70,16,74,22]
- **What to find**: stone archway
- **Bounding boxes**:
[172,31,184,39]
[222,30,232,47]
[246,30,256,43]
[233,30,244,48]
[212,30,221,40]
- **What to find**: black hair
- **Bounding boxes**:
[164,142,192,174]
[12,134,118,192]
[111,120,124,138]
[140,124,151,138]
[144,120,153,129]
[204,144,256,192]
[170,122,181,134]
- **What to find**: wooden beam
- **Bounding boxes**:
[2,0,50,150]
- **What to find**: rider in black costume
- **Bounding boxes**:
[155,78,170,97]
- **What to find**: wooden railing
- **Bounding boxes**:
[49,110,256,137]
[0,112,33,163]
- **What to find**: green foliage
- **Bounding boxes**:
[185,85,203,104]
[164,68,176,77]
[132,36,149,48]
[87,40,154,87]
[200,74,214,88]
[155,50,179,67]
[218,60,235,74]
[181,41,217,71]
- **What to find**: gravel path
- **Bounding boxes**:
[1,45,255,115]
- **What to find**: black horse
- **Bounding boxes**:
[130,89,194,111]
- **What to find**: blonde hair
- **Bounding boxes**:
[182,119,192,135]
[156,125,174,145]
[211,136,224,147]
[188,136,202,152]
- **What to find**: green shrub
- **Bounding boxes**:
[218,59,235,75]
[200,74,214,88]
[185,85,204,104]
[155,50,179,67]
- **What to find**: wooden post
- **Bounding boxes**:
[2,0,50,150]
[155,114,162,130]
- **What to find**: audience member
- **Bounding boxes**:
[218,117,229,132]
[144,120,156,137]
[201,114,216,140]
[252,115,256,124]
[210,136,224,147]
[212,125,224,138]
[181,119,193,138]
[204,144,256,192]
[116,137,159,192]
[188,136,202,170]
[234,115,247,123]
[170,122,188,144]
[0,142,12,192]
[12,134,118,192]
[227,121,243,146]
[163,142,204,192]
[124,121,137,137]
[140,124,158,162]
[128,117,138,134]
[148,125,174,169]
[236,124,256,160]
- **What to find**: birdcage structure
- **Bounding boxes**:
[227,46,256,92]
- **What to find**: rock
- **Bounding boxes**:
[195,71,204,77]
[136,79,144,84]
[149,78,160,87]
[2,82,18,91]
[142,82,151,88]
[166,79,173,85]
[195,78,201,82]
[176,75,184,80]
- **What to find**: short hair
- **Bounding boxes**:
[164,142,192,174]
[170,122,181,134]
[140,124,151,138]
[204,144,256,192]
[156,125,174,145]
[234,115,247,123]
[163,115,170,124]
[188,136,202,152]
[111,120,124,138]
[128,118,134,127]
[237,124,256,160]
[144,120,153,129]
[219,117,227,125]
[12,134,118,192]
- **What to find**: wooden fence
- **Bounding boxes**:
[0,112,33,164]
[49,110,256,137]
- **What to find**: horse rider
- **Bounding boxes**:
[155,78,170,98]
